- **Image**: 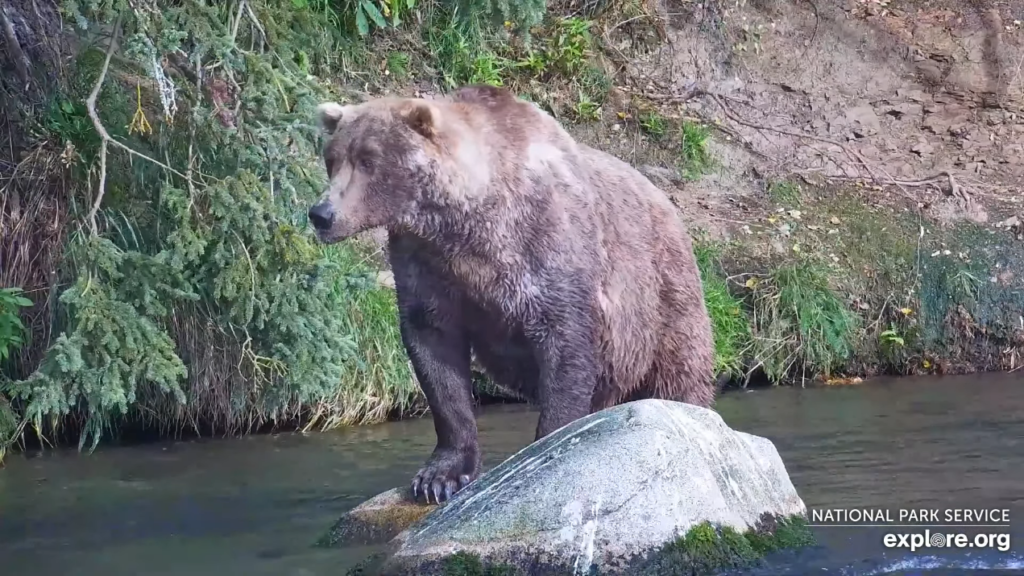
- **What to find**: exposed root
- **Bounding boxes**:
[0,4,30,87]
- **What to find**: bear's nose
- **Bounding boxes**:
[308,202,335,231]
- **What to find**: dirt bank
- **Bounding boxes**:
[590,0,1022,229]
[597,0,1024,381]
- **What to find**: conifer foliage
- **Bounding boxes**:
[1,0,522,454]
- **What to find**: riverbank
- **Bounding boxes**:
[1,0,1022,455]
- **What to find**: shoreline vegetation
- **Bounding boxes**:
[1,0,1022,459]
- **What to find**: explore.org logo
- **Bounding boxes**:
[807,508,1014,553]
[882,530,1012,553]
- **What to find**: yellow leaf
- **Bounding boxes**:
[922,359,932,368]
[900,307,913,315]
[745,278,758,288]
[767,216,777,224]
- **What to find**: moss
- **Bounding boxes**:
[441,552,518,576]
[629,514,816,575]
[371,514,815,575]
[377,551,529,576]
[345,552,389,576]
[743,514,816,555]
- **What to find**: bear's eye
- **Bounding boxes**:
[355,152,376,173]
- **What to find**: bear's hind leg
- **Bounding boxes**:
[390,234,480,504]
[647,288,716,408]
[527,292,602,440]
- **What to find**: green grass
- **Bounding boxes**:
[386,50,410,80]
[748,261,859,384]
[678,121,714,180]
[423,12,609,122]
[695,241,752,381]
[303,242,421,431]
[766,180,801,206]
[572,92,601,121]
[639,110,668,138]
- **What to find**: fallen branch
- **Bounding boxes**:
[244,1,268,50]
[84,16,198,236]
[84,17,122,236]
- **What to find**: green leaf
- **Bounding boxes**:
[355,6,369,36]
[361,0,387,29]
[11,297,32,308]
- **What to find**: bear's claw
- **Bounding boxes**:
[411,450,478,504]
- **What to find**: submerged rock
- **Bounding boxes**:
[360,398,808,575]
[318,488,435,548]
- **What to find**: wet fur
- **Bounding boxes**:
[311,85,714,503]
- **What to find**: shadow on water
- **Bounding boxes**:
[0,373,1022,575]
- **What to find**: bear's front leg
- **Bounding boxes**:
[391,236,480,505]
[528,302,601,440]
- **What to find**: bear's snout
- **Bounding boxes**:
[308,202,335,231]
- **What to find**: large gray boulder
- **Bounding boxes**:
[369,398,808,575]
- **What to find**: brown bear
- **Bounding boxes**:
[308,85,714,505]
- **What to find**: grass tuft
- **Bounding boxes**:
[694,240,751,381]
[303,242,422,431]
[766,180,801,206]
[678,120,714,180]
[748,261,859,384]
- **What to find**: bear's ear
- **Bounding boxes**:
[401,101,441,141]
[316,102,349,135]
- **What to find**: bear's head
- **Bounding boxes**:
[307,97,448,243]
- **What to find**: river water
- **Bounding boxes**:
[1,373,1023,575]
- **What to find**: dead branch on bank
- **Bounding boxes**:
[84,15,196,236]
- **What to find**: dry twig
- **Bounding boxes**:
[84,17,122,236]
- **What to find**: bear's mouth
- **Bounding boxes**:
[313,228,346,244]
[313,221,366,244]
